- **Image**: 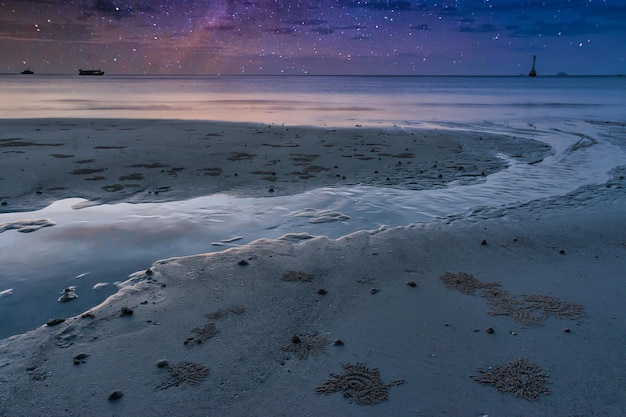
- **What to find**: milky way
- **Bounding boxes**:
[1,1,625,75]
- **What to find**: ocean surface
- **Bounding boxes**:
[1,75,625,339]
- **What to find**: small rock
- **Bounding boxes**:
[45,318,65,327]
[481,239,487,246]
[485,327,495,334]
[370,288,379,295]
[73,353,89,361]
[406,281,417,288]
[317,288,327,295]
[563,328,571,333]
[145,268,153,275]
[333,339,344,346]
[107,390,124,401]
[238,259,249,266]
[120,307,134,316]
[559,249,566,254]
[156,359,169,368]
[58,286,78,303]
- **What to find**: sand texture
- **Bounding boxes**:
[0,119,625,416]
[1,119,549,212]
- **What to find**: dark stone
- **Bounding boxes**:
[45,318,65,327]
[120,307,134,316]
[108,390,124,401]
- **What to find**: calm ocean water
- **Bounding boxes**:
[1,75,625,339]
[1,74,625,125]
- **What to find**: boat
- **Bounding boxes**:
[79,69,104,76]
[528,55,537,77]
[20,69,34,75]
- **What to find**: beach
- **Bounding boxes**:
[1,115,625,416]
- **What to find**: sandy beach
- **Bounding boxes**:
[1,118,625,416]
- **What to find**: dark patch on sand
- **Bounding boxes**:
[94,145,126,149]
[126,162,169,169]
[0,139,63,147]
[71,168,106,175]
[227,152,256,161]
[199,167,223,176]
[290,153,320,165]
[282,270,314,282]
[316,362,405,405]
[102,184,140,192]
[471,357,551,401]
[281,332,329,359]
[186,322,220,346]
[155,361,210,390]
[439,272,500,295]
[119,173,144,181]
[49,154,74,159]
[441,272,587,326]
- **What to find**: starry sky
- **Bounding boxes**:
[1,0,625,75]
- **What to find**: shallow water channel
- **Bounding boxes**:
[1,120,624,339]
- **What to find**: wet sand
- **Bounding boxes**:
[1,118,625,416]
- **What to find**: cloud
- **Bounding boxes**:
[265,27,296,35]
[342,1,413,11]
[410,24,430,31]
[286,19,328,26]
[311,27,335,35]
[507,19,625,37]
[459,23,498,33]
[91,0,134,20]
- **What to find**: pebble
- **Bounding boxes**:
[107,390,124,401]
[120,307,134,316]
[406,281,417,288]
[156,359,169,368]
[73,353,89,362]
[485,327,495,334]
[45,318,65,327]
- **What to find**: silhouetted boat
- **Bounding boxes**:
[528,55,537,77]
[21,69,34,75]
[79,69,104,76]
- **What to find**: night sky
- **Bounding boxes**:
[1,0,625,75]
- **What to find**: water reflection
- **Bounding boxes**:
[1,75,623,125]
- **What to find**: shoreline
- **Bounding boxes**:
[1,188,625,415]
[1,117,625,415]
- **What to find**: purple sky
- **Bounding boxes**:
[1,0,625,75]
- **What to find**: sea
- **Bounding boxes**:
[1,74,625,339]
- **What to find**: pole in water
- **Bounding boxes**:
[529,55,537,77]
